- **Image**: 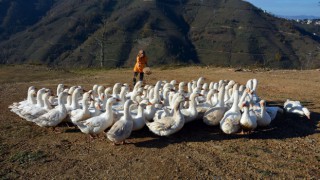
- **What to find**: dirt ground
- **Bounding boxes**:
[0,65,319,179]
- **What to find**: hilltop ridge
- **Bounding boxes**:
[0,0,319,69]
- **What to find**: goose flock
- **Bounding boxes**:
[9,77,311,145]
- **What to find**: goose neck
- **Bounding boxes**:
[230,90,239,111]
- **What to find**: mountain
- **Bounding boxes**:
[0,0,319,69]
[278,15,320,20]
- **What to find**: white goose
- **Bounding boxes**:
[149,81,162,105]
[284,99,311,119]
[181,92,200,123]
[66,87,82,112]
[112,86,129,111]
[255,100,272,126]
[251,78,260,103]
[203,86,227,126]
[9,86,37,117]
[70,92,91,125]
[23,90,53,122]
[210,89,219,107]
[66,86,77,106]
[19,88,47,120]
[220,89,241,134]
[240,101,257,133]
[33,92,69,130]
[145,94,185,136]
[144,102,157,122]
[76,97,118,138]
[112,83,122,99]
[132,100,149,131]
[196,89,215,117]
[106,99,134,145]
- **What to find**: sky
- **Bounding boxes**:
[244,0,320,17]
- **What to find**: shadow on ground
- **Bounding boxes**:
[131,101,319,149]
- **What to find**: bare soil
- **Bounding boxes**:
[0,65,319,179]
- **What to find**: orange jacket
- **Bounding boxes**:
[133,55,148,73]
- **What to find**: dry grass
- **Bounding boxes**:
[0,65,319,179]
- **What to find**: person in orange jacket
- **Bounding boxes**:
[133,50,148,86]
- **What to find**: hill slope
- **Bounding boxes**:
[0,0,319,68]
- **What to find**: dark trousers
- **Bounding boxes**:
[133,72,144,85]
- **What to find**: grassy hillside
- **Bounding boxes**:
[0,0,319,69]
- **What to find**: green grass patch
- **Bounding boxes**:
[10,150,46,164]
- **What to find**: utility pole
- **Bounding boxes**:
[94,19,108,67]
[94,34,104,68]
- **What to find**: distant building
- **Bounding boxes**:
[307,20,313,24]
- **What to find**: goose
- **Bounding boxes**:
[198,83,208,103]
[66,87,82,112]
[218,80,224,89]
[9,86,37,116]
[203,86,227,126]
[225,84,238,108]
[66,86,77,106]
[255,100,272,126]
[196,89,215,117]
[130,87,143,103]
[112,83,122,99]
[48,85,68,106]
[177,82,186,95]
[92,84,99,100]
[148,86,155,100]
[145,94,185,136]
[142,85,153,100]
[224,85,232,104]
[210,89,219,107]
[33,92,69,130]
[149,81,162,105]
[104,87,112,99]
[48,84,65,106]
[240,101,257,133]
[209,82,214,90]
[220,89,241,134]
[106,99,134,145]
[23,90,53,122]
[126,81,143,99]
[76,97,118,138]
[70,92,91,125]
[238,85,245,97]
[170,80,178,90]
[186,82,193,97]
[97,85,105,98]
[153,88,176,122]
[238,88,250,111]
[196,77,205,88]
[246,79,253,90]
[250,78,260,103]
[144,102,157,122]
[19,88,47,118]
[132,100,149,131]
[284,99,311,119]
[181,92,200,123]
[112,86,129,111]
[227,80,235,87]
[56,84,65,97]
